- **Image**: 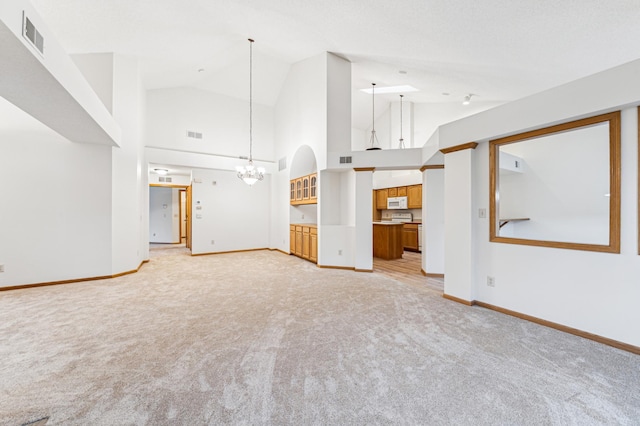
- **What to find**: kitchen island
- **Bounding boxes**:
[373,222,404,260]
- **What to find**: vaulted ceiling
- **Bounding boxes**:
[31,0,640,131]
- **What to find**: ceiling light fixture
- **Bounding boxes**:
[463,94,474,105]
[154,168,168,175]
[236,38,265,186]
[367,83,381,150]
[398,94,405,149]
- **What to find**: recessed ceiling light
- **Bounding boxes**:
[154,168,169,175]
[198,68,205,73]
[360,85,418,94]
[399,70,407,75]
[442,92,450,96]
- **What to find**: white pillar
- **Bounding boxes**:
[354,168,374,272]
[421,165,445,276]
[442,143,478,304]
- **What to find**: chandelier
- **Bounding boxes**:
[366,83,381,150]
[237,38,265,186]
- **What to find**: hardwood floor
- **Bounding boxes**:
[373,251,443,293]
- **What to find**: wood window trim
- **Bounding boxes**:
[489,111,621,253]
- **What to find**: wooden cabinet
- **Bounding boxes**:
[374,185,421,211]
[310,173,317,201]
[403,223,419,252]
[376,189,388,210]
[373,223,403,260]
[290,173,318,205]
[310,227,318,263]
[290,224,318,264]
[407,184,422,209]
[290,225,296,253]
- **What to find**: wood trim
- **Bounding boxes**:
[268,248,290,256]
[442,293,476,306]
[420,165,444,171]
[353,167,375,172]
[475,301,640,356]
[490,111,621,254]
[422,270,444,278]
[149,184,190,189]
[439,142,478,154]
[317,264,356,271]
[191,248,268,256]
[354,268,374,273]
[0,260,149,292]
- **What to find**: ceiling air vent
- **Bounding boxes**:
[22,12,44,55]
[278,157,287,171]
[186,130,203,140]
[159,176,172,183]
[339,156,352,164]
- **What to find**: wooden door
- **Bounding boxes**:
[310,228,318,263]
[295,226,303,256]
[186,185,192,250]
[302,227,310,259]
[310,174,317,201]
[376,189,388,210]
[407,184,422,209]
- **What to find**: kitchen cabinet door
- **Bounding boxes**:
[295,178,303,202]
[295,226,303,256]
[290,181,296,204]
[403,224,419,251]
[302,226,310,259]
[376,189,388,210]
[302,176,310,200]
[408,184,422,209]
[310,174,317,201]
[388,187,398,197]
[310,228,318,263]
[397,186,407,196]
[290,225,296,253]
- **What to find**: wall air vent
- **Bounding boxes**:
[186,130,203,140]
[339,156,352,164]
[159,176,172,183]
[278,157,287,171]
[22,12,44,55]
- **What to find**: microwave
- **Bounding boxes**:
[387,196,407,209]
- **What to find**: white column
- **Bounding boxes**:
[421,165,445,276]
[354,168,374,272]
[443,144,478,303]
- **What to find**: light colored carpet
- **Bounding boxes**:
[1,248,639,425]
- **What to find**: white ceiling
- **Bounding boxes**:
[31,0,640,131]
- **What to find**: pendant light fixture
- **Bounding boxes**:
[366,83,381,150]
[398,94,405,149]
[236,38,265,186]
[463,93,474,105]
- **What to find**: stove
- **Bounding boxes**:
[390,212,413,223]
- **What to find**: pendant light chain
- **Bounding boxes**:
[249,38,254,163]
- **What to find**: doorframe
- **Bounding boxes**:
[149,184,191,249]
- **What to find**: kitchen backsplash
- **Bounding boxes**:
[380,208,422,222]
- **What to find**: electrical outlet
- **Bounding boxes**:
[0,264,4,273]
[301,214,305,219]
[487,276,495,287]
[479,208,487,218]
[338,249,343,255]
[211,240,215,245]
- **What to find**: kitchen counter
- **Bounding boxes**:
[373,222,403,260]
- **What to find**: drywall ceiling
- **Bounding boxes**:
[30,0,640,132]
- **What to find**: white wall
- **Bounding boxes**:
[373,170,422,189]
[190,169,270,255]
[111,55,144,274]
[424,169,445,275]
[149,187,179,243]
[146,87,274,162]
[0,97,112,287]
[440,59,640,347]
